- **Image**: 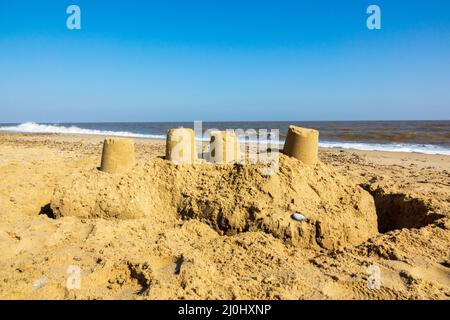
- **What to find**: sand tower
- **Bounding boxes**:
[166,128,196,164]
[283,125,319,165]
[100,137,136,174]
[209,131,240,164]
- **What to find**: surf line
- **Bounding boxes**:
[178,304,212,317]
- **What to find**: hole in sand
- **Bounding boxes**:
[39,203,56,219]
[127,263,151,296]
[361,186,444,233]
[175,255,184,275]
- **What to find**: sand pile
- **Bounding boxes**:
[50,163,176,221]
[50,154,378,250]
[2,134,449,299]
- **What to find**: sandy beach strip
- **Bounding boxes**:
[0,132,448,299]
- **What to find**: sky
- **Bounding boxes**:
[0,0,450,122]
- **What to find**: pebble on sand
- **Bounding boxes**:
[32,276,48,291]
[291,212,306,221]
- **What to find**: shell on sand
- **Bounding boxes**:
[291,212,306,221]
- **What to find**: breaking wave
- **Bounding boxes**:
[0,122,165,139]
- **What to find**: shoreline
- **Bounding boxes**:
[1,131,449,171]
[1,121,449,156]
[2,130,450,156]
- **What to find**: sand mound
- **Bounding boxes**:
[51,155,378,249]
[2,134,448,299]
[51,163,176,221]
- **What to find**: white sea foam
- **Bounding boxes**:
[1,122,449,155]
[0,122,165,139]
[319,141,450,155]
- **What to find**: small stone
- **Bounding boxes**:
[291,212,306,221]
[32,276,48,291]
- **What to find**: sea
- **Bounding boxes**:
[0,121,449,155]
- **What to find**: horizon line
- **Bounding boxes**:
[1,119,450,124]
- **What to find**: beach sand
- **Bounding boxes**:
[0,132,448,299]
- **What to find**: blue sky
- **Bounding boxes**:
[0,0,449,122]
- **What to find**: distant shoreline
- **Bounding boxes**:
[1,120,450,155]
[2,131,450,159]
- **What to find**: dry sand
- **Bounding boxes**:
[0,132,448,299]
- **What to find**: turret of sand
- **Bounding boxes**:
[166,128,196,164]
[209,131,240,164]
[283,125,319,165]
[100,137,136,174]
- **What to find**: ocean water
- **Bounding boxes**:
[0,121,449,155]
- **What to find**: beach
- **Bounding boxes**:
[0,132,449,299]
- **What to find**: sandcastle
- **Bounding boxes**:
[50,124,379,250]
[162,125,317,166]
[51,155,378,249]
[282,125,319,165]
[100,138,136,174]
[209,131,240,164]
[165,128,196,164]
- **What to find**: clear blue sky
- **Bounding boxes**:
[1,0,449,122]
